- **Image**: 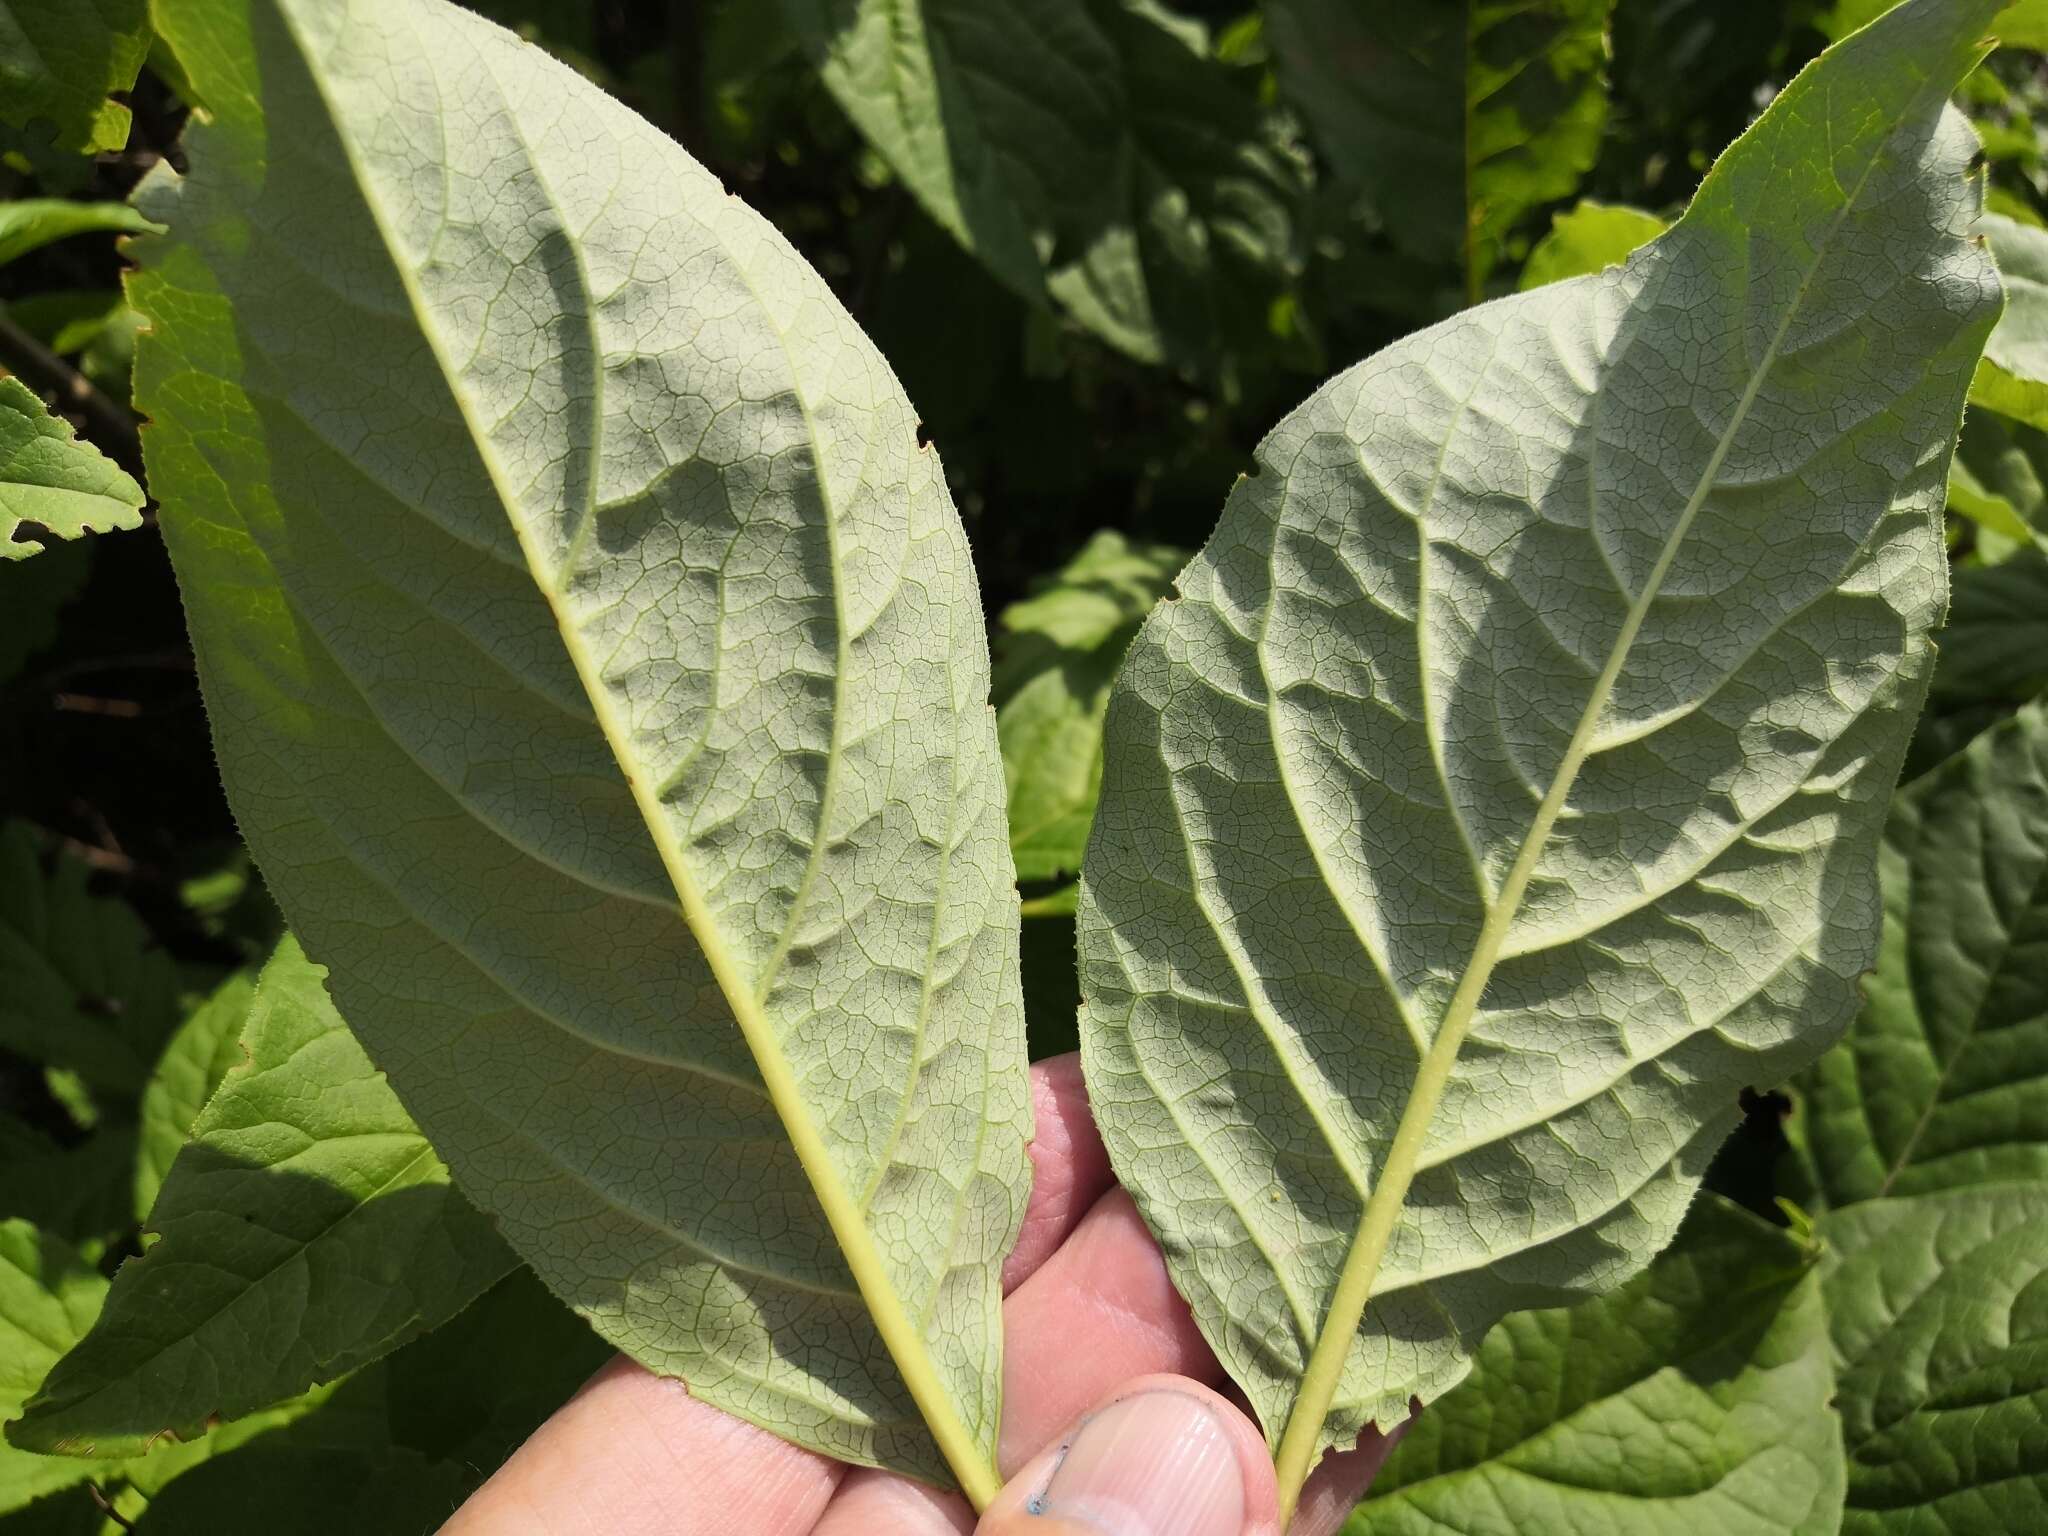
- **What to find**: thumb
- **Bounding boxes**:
[974,1374,1278,1536]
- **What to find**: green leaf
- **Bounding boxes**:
[1076,0,2000,1515]
[1930,548,2048,713]
[1518,199,1666,290]
[131,967,254,1218]
[7,939,515,1459]
[1819,1183,2048,1532]
[0,540,89,681]
[0,203,161,271]
[0,823,183,1096]
[1973,212,2048,431]
[0,1223,106,1514]
[0,380,144,563]
[136,0,1030,1494]
[1795,703,2048,1207]
[1266,0,1615,299]
[1947,409,2048,556]
[996,531,1186,885]
[1348,1200,1842,1536]
[0,0,151,154]
[779,0,1306,369]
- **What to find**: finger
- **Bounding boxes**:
[997,1188,1221,1474]
[439,1356,843,1536]
[808,1468,973,1536]
[1288,1419,1409,1536]
[976,1374,1278,1536]
[1003,1053,1114,1291]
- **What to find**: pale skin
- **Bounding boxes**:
[441,1055,1401,1536]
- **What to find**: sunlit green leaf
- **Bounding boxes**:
[0,380,144,563]
[1517,199,1666,290]
[0,0,150,155]
[0,203,161,271]
[996,531,1185,886]
[781,0,1306,368]
[131,967,254,1219]
[9,940,514,1459]
[1348,1200,1842,1536]
[1267,0,1615,298]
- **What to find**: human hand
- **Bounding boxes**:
[440,1055,1401,1536]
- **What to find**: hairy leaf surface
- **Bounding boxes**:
[10,940,513,1458]
[1821,1183,2048,1532]
[1078,0,2000,1505]
[780,0,1304,369]
[1266,0,1614,298]
[1348,1200,1842,1536]
[996,531,1186,885]
[1797,704,2048,1205]
[136,0,1030,1490]
[0,378,143,562]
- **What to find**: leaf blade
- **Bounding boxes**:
[136,0,1029,1489]
[1078,0,2001,1513]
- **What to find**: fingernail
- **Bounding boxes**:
[1027,1391,1244,1536]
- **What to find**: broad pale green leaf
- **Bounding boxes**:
[1347,1200,1842,1536]
[0,1223,105,1513]
[130,966,254,1219]
[1266,0,1614,299]
[137,0,1030,1492]
[0,380,144,563]
[0,203,161,271]
[780,0,1305,369]
[0,823,183,1096]
[996,531,1186,885]
[1820,1183,2048,1532]
[1825,0,2048,50]
[1973,212,2048,430]
[9,939,514,1458]
[1796,703,2048,1206]
[1077,0,2000,1512]
[0,0,150,154]
[1518,199,1666,290]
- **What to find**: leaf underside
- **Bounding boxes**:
[137,0,1029,1488]
[1078,0,2000,1478]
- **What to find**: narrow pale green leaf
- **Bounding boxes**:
[996,531,1186,885]
[0,0,150,154]
[1077,0,2000,1511]
[0,380,144,563]
[0,203,161,270]
[1266,0,1615,298]
[1973,212,2048,430]
[1347,1200,1842,1536]
[1518,199,1666,290]
[136,0,1029,1492]
[0,824,182,1096]
[780,0,1305,368]
[1820,1183,2048,1532]
[0,1223,106,1513]
[1796,703,2048,1206]
[7,939,514,1458]
[131,967,254,1219]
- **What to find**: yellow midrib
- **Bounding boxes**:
[1271,91,1919,1520]
[277,3,998,1507]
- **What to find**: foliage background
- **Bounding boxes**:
[1,0,2044,1530]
